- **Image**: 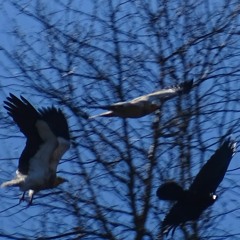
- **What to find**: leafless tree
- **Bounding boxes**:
[1,0,240,239]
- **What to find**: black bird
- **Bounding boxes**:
[90,80,193,118]
[156,138,237,236]
[1,94,70,204]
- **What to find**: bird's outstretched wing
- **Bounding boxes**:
[190,138,236,194]
[4,94,42,175]
[134,79,193,103]
[39,107,70,140]
[4,94,40,138]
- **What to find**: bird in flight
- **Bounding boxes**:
[156,138,237,236]
[1,94,70,205]
[90,80,193,118]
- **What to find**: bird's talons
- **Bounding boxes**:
[19,192,26,204]
[19,191,34,206]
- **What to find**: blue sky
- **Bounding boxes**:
[1,1,240,239]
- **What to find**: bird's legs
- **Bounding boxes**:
[19,190,35,206]
[28,189,35,206]
[19,191,26,204]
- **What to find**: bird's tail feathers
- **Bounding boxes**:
[89,111,114,119]
[161,223,177,238]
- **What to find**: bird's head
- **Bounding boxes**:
[156,181,184,201]
[53,176,68,187]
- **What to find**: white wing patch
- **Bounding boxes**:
[21,120,58,191]
[49,137,70,173]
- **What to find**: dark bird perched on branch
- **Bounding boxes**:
[156,138,237,236]
[1,94,70,205]
[89,80,193,118]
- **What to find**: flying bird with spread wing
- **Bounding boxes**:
[156,138,237,236]
[1,94,70,205]
[89,80,193,118]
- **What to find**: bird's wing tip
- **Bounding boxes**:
[229,138,237,153]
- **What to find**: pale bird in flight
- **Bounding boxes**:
[89,80,193,118]
[1,94,70,205]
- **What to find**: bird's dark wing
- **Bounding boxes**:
[39,107,70,140]
[190,138,236,194]
[4,94,40,138]
[156,181,184,201]
[4,94,42,174]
